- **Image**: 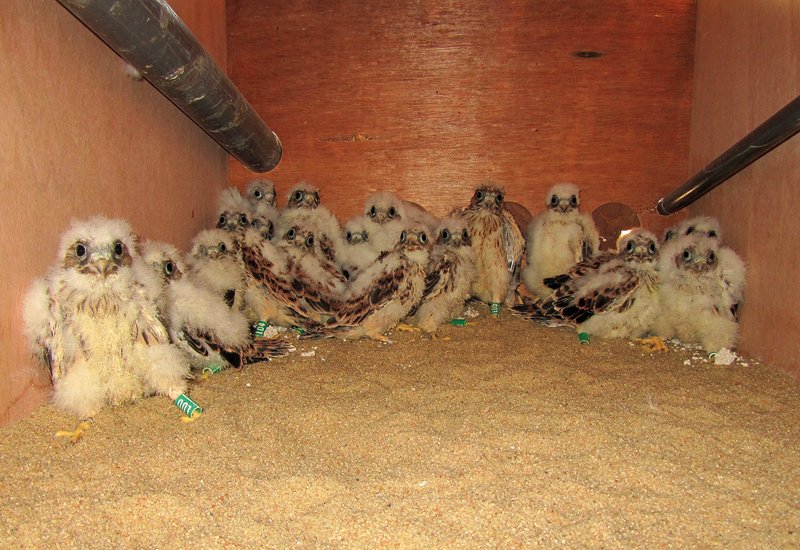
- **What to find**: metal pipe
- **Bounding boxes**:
[56,0,282,173]
[657,94,800,215]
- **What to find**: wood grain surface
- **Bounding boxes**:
[688,0,800,378]
[227,0,696,235]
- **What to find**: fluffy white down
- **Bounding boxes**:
[576,263,660,339]
[167,278,250,348]
[136,343,189,397]
[217,187,248,215]
[543,182,581,207]
[718,246,746,313]
[523,211,584,296]
[56,216,137,263]
[339,216,381,277]
[47,284,178,417]
[654,236,739,353]
[22,277,52,357]
[412,229,476,332]
[190,258,243,297]
[523,183,599,298]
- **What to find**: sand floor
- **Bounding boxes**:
[1,309,799,548]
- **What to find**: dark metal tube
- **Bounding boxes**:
[657,94,800,215]
[56,0,282,173]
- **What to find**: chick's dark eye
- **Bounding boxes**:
[219,242,227,253]
[708,230,718,238]
[475,191,484,202]
[550,195,559,206]
[346,231,352,242]
[707,251,716,264]
[114,241,124,257]
[682,249,691,261]
[420,232,427,243]
[686,226,695,235]
[648,243,656,254]
[570,195,578,206]
[254,190,263,199]
[164,262,174,276]
[370,206,377,217]
[293,191,303,201]
[218,215,226,227]
[306,236,315,247]
[400,231,406,242]
[75,243,87,259]
[287,229,296,239]
[239,215,248,225]
[462,229,469,240]
[388,207,396,218]
[626,241,634,253]
[496,193,503,204]
[441,229,450,240]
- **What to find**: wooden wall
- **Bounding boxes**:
[227,0,696,236]
[0,0,229,425]
[688,0,800,376]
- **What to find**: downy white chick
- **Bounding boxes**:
[216,187,251,235]
[245,178,277,211]
[339,215,381,281]
[22,217,189,439]
[513,228,661,340]
[663,215,745,319]
[248,200,280,242]
[276,182,344,267]
[654,234,740,353]
[362,191,408,254]
[522,183,599,298]
[140,241,290,373]
[305,223,432,342]
[409,216,476,332]
[188,229,246,312]
[240,225,345,328]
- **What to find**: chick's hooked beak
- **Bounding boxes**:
[403,231,429,250]
[554,199,574,213]
[90,249,115,277]
[373,210,387,224]
[631,242,657,262]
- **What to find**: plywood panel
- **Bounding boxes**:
[0,0,229,424]
[688,0,800,377]
[227,0,696,235]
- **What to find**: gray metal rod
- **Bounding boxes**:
[657,94,800,215]
[56,0,282,173]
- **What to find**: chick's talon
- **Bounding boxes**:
[395,323,422,333]
[55,419,93,444]
[181,411,202,423]
[638,336,668,353]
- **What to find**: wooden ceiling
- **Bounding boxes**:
[227,0,696,234]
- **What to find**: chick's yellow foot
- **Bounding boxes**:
[180,410,202,423]
[638,336,668,353]
[395,323,422,333]
[56,419,93,444]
